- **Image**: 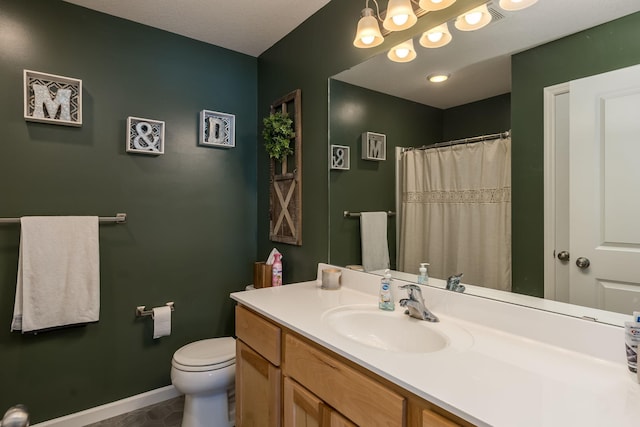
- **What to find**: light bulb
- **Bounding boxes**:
[419,23,452,48]
[419,0,456,12]
[427,74,449,83]
[465,11,482,25]
[499,0,537,11]
[395,48,410,58]
[353,8,384,48]
[392,14,409,26]
[383,0,417,31]
[387,39,416,62]
[361,35,375,45]
[455,4,491,31]
[427,32,443,43]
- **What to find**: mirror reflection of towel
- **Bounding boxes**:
[360,212,390,272]
[11,216,100,333]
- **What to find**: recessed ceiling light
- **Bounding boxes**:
[427,73,450,83]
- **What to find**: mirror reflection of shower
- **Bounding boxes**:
[395,131,511,291]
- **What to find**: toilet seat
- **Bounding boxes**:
[172,337,236,372]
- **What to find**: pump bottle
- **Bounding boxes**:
[379,269,395,311]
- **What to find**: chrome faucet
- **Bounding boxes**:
[398,284,439,322]
[446,273,465,293]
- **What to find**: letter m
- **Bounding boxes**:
[32,84,71,121]
[368,139,383,159]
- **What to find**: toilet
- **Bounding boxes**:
[171,337,236,427]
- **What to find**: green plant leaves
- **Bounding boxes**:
[263,111,294,160]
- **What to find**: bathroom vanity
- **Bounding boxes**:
[231,264,640,426]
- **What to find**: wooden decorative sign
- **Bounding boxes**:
[23,70,82,127]
[269,89,302,246]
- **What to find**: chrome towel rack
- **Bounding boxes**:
[344,210,395,218]
[0,213,127,224]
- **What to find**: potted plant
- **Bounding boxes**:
[262,111,294,161]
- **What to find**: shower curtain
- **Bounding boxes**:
[398,136,511,291]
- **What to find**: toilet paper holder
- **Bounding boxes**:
[136,301,175,317]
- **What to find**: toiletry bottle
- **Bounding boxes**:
[271,253,283,287]
[418,263,429,285]
[379,269,395,311]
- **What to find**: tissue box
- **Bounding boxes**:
[253,262,272,288]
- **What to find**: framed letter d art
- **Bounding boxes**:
[200,110,235,148]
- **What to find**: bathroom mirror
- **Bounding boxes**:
[328,0,640,326]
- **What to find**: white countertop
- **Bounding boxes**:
[231,265,640,427]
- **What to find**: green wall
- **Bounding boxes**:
[0,1,257,422]
[511,12,640,296]
[443,93,511,140]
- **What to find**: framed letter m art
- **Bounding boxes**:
[23,70,82,127]
[361,131,386,161]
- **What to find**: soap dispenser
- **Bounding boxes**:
[418,263,429,285]
[379,269,395,311]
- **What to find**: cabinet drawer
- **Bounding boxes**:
[422,409,461,427]
[236,305,281,366]
[285,334,405,426]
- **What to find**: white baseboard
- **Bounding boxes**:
[32,385,181,427]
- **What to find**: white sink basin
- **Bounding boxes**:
[321,305,451,353]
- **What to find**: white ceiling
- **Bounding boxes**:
[335,0,640,108]
[63,0,332,57]
[64,0,640,109]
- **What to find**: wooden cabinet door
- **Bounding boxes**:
[283,377,326,427]
[236,340,281,427]
[328,410,357,427]
[285,334,405,426]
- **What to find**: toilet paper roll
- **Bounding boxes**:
[152,306,172,339]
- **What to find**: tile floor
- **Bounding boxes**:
[84,396,184,427]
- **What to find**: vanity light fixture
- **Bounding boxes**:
[499,0,538,11]
[383,0,418,31]
[455,4,492,31]
[353,1,385,48]
[418,0,457,12]
[427,73,450,83]
[419,23,452,48]
[388,39,417,62]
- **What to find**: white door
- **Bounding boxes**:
[569,64,640,312]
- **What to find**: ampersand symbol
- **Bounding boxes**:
[134,122,160,151]
[333,147,345,167]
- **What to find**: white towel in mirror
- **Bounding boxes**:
[360,212,390,272]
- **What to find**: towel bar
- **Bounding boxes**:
[0,213,127,224]
[344,211,395,218]
[136,302,175,317]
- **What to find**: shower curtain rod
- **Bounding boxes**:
[406,130,510,152]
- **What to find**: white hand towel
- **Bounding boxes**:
[360,212,390,272]
[11,216,100,333]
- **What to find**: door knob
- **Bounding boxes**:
[557,251,570,262]
[576,257,590,269]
